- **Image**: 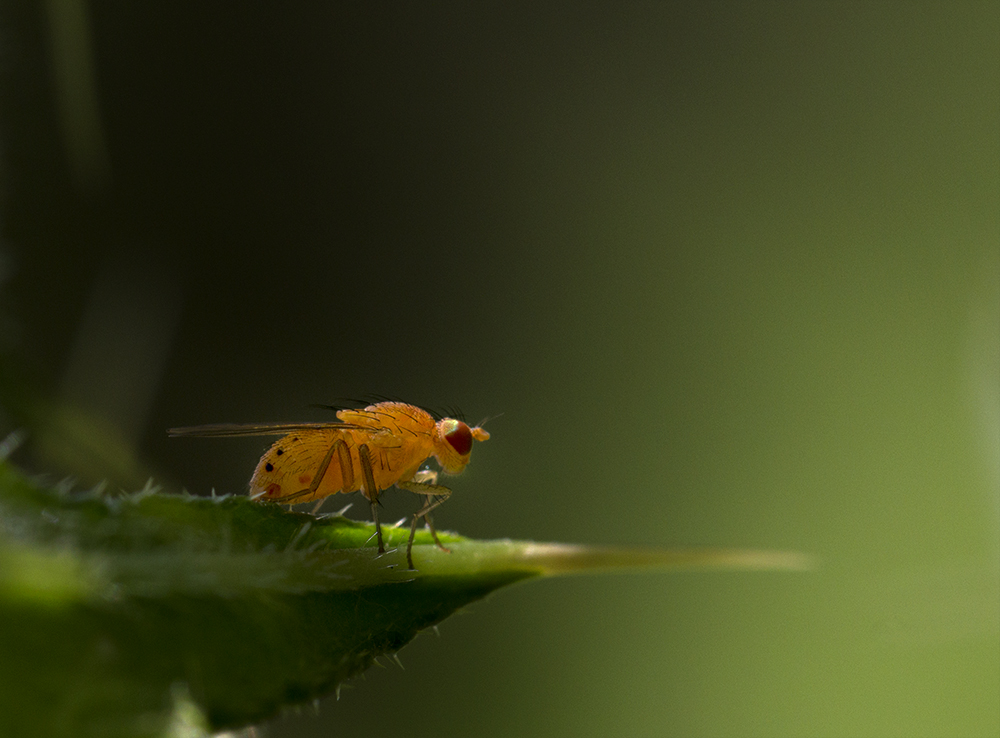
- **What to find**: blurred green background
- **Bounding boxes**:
[1,2,998,736]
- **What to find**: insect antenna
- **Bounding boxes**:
[475,412,504,428]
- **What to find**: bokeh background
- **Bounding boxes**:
[2,2,998,736]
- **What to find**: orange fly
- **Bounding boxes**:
[168,401,490,568]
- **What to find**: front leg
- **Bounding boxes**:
[397,480,452,569]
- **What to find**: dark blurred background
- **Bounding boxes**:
[1,2,998,736]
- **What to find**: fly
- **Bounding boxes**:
[169,401,490,569]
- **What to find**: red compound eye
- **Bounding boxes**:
[443,421,473,456]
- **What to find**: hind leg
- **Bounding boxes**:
[267,438,352,505]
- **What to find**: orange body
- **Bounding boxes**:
[250,402,489,503]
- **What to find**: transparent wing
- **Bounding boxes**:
[167,422,370,438]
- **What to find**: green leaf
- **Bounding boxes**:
[0,461,811,738]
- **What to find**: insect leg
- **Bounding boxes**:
[268,438,350,505]
[357,443,384,554]
[335,440,354,488]
[397,481,452,569]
